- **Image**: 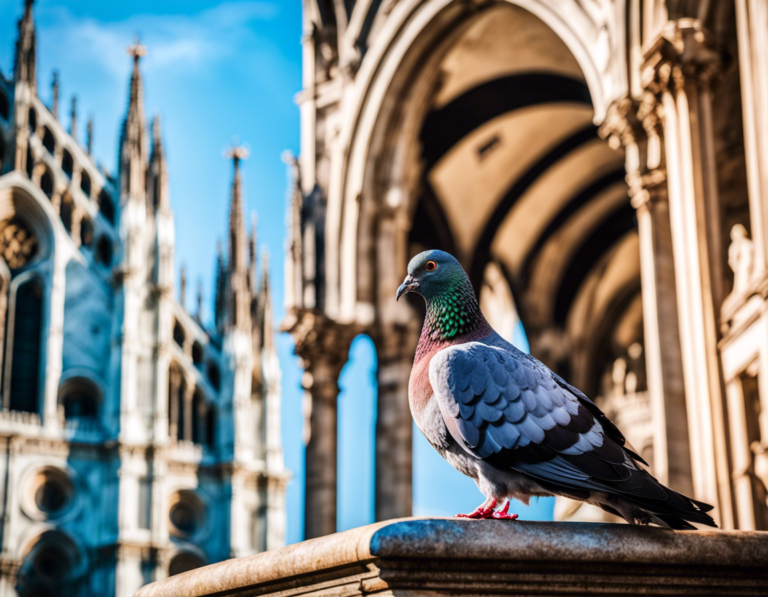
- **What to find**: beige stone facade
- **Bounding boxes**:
[285,0,768,535]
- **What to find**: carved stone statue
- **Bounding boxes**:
[722,224,755,318]
[729,224,754,293]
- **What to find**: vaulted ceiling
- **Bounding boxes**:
[407,4,639,393]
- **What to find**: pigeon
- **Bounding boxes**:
[397,249,716,529]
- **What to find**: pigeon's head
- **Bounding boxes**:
[396,249,469,301]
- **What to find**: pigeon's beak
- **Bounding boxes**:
[396,274,419,301]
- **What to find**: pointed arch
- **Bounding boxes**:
[6,275,43,413]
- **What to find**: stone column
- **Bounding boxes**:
[168,368,180,441]
[632,174,693,494]
[602,97,693,495]
[183,381,194,443]
[734,0,768,276]
[375,322,418,521]
[643,20,733,526]
[288,311,352,539]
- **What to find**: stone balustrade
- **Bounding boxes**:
[135,518,768,596]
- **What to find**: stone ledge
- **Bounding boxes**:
[135,518,768,596]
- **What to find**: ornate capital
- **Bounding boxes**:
[599,96,644,150]
[642,19,722,97]
[284,309,355,382]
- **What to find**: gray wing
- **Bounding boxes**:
[428,342,666,500]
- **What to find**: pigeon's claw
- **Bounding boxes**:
[491,500,519,520]
[455,498,497,518]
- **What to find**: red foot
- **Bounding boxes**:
[455,499,496,518]
[455,499,519,520]
[492,500,519,520]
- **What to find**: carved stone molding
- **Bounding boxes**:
[599,96,644,150]
[283,308,355,381]
[642,19,722,97]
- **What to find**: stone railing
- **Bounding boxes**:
[135,518,768,596]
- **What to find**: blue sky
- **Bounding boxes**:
[0,0,553,544]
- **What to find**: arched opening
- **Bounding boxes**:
[40,169,53,199]
[59,195,73,233]
[61,150,73,179]
[7,277,43,414]
[17,530,83,593]
[79,217,93,248]
[27,106,36,132]
[173,320,185,348]
[41,127,55,155]
[80,170,91,197]
[337,335,377,532]
[191,341,203,367]
[95,235,112,267]
[59,377,100,424]
[98,189,115,225]
[168,551,205,577]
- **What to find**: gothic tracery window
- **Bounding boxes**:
[0,216,44,415]
[0,217,38,270]
[7,278,43,413]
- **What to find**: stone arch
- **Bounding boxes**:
[0,179,57,415]
[16,529,86,593]
[58,375,102,424]
[339,0,635,397]
[335,0,617,315]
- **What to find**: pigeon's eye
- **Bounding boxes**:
[425,260,437,271]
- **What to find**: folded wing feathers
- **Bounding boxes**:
[430,342,665,497]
